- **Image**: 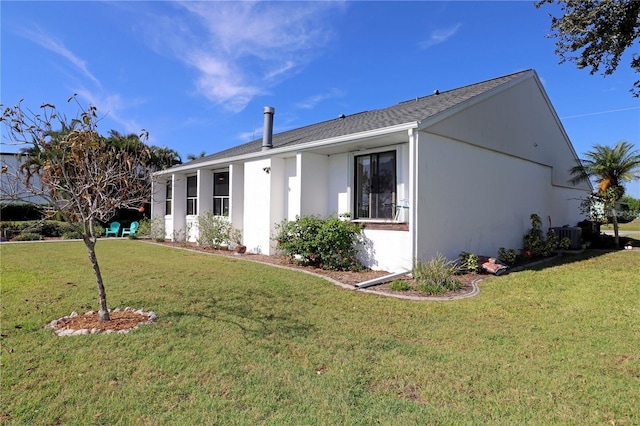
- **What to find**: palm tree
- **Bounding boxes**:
[570,141,640,247]
[187,150,207,161]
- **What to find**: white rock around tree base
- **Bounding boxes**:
[46,307,158,336]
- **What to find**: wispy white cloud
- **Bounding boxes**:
[74,88,146,136]
[419,23,462,49]
[17,25,145,136]
[295,88,345,110]
[21,26,101,86]
[142,1,345,113]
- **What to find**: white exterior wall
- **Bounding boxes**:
[243,157,285,254]
[360,229,412,272]
[198,169,214,216]
[328,153,350,216]
[299,152,329,217]
[171,173,187,241]
[414,132,587,261]
[285,157,299,220]
[229,163,244,232]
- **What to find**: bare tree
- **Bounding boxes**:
[1,98,152,321]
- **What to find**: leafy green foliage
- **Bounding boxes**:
[536,0,640,96]
[136,217,165,241]
[275,215,364,271]
[13,232,43,241]
[1,220,75,237]
[523,214,559,257]
[497,247,518,265]
[414,255,461,295]
[458,251,480,273]
[197,212,232,249]
[389,280,412,291]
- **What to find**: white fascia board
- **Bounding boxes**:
[154,122,418,176]
[417,70,534,131]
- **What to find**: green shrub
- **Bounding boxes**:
[389,280,412,291]
[135,217,165,241]
[14,232,43,241]
[497,247,517,265]
[275,215,364,271]
[197,212,231,248]
[458,251,480,273]
[5,220,76,237]
[558,237,572,250]
[523,214,559,257]
[414,255,461,295]
[62,231,83,240]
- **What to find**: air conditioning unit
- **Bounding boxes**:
[551,227,582,250]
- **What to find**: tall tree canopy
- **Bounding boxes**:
[1,98,157,321]
[536,0,640,96]
[569,141,640,246]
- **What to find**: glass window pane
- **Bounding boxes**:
[214,172,229,196]
[354,151,395,219]
[355,156,370,219]
[187,176,197,197]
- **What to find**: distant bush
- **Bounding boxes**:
[62,231,83,240]
[14,232,43,241]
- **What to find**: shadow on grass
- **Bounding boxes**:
[162,288,317,343]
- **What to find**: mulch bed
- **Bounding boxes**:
[148,240,494,297]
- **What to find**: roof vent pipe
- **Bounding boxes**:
[262,106,275,150]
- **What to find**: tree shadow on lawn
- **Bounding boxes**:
[162,289,317,343]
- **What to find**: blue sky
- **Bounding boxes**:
[2,1,639,197]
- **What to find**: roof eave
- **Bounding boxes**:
[154,121,418,175]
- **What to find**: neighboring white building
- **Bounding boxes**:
[1,152,49,205]
[152,70,591,272]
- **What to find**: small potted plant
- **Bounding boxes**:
[231,228,246,254]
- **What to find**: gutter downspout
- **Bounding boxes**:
[408,128,418,269]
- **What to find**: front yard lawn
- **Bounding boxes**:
[1,240,638,424]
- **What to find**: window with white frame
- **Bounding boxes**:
[186,175,197,215]
[354,151,396,220]
[165,180,172,215]
[213,171,229,216]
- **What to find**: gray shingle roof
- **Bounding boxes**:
[184,70,531,166]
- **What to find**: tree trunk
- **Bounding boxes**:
[611,206,620,248]
[84,238,111,321]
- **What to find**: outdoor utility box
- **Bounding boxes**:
[551,227,582,250]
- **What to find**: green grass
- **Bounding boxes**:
[601,218,640,232]
[2,240,639,425]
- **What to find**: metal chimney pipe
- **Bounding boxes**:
[262,106,275,150]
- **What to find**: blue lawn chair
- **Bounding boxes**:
[105,222,120,237]
[121,221,139,237]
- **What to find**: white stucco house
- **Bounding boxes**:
[152,70,591,272]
